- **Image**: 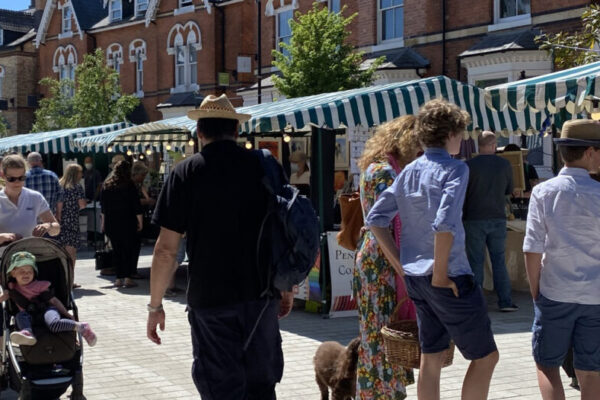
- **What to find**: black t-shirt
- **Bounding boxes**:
[152,140,272,309]
[464,154,513,221]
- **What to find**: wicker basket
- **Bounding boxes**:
[381,320,455,369]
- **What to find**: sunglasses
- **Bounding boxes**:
[5,176,26,183]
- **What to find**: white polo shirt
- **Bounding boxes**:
[0,187,50,238]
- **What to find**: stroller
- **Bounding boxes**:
[0,238,85,400]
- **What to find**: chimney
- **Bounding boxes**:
[31,0,45,10]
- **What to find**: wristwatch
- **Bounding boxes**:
[147,303,164,313]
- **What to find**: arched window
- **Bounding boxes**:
[53,45,77,96]
[107,43,124,74]
[167,21,201,92]
[129,39,147,96]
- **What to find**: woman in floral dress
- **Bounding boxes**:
[57,163,87,287]
[354,116,422,399]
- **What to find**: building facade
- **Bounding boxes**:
[0,1,43,135]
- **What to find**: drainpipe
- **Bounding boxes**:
[221,5,225,92]
[257,0,262,104]
[442,0,446,76]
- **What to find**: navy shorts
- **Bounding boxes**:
[532,294,600,371]
[405,274,497,360]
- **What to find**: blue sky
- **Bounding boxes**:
[1,0,31,11]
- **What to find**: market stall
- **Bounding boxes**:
[234,75,542,316]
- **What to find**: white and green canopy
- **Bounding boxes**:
[485,61,600,115]
[237,76,545,137]
[74,117,194,153]
[0,122,131,154]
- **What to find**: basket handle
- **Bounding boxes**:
[390,295,409,323]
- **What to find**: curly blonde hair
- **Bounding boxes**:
[357,115,421,171]
[415,99,471,148]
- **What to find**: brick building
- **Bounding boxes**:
[30,0,593,120]
[240,0,592,105]
[0,1,43,135]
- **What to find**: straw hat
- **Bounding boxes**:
[109,154,125,169]
[187,94,251,122]
[289,151,308,163]
[554,119,600,146]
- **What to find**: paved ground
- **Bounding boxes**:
[0,246,581,399]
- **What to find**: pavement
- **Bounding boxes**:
[0,246,582,399]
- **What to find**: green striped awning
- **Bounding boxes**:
[0,122,132,154]
[74,117,195,153]
[485,61,600,115]
[237,76,543,137]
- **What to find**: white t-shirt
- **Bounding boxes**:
[290,170,310,185]
[0,187,50,238]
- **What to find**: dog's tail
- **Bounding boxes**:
[336,337,361,382]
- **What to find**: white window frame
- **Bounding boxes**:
[168,23,201,93]
[174,44,198,91]
[377,0,404,45]
[276,6,293,56]
[0,66,4,99]
[136,0,149,17]
[174,0,195,15]
[135,51,144,95]
[489,0,531,32]
[0,29,3,46]
[62,5,72,33]
[109,0,123,22]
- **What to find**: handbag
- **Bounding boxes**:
[94,240,113,271]
[336,191,364,251]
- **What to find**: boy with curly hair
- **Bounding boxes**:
[367,99,499,400]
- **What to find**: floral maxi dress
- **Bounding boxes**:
[353,162,413,400]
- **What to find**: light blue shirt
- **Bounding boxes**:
[366,148,472,277]
[523,167,600,305]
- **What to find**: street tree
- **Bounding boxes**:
[272,3,383,98]
[32,48,139,132]
[0,114,8,137]
[537,4,600,70]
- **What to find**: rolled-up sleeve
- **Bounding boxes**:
[432,162,469,234]
[366,179,400,228]
[523,186,546,253]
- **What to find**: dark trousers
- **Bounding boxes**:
[187,298,284,400]
[107,231,138,279]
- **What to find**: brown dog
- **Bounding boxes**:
[313,337,361,400]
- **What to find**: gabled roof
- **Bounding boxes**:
[0,9,36,33]
[36,0,107,46]
[460,28,541,58]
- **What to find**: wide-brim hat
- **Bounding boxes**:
[187,94,251,123]
[109,154,126,169]
[554,119,600,146]
[7,251,37,275]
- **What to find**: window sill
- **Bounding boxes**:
[488,15,531,32]
[174,5,195,16]
[170,84,198,94]
[58,31,73,40]
[372,39,404,53]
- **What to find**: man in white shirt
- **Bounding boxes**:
[524,119,600,399]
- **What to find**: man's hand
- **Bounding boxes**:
[431,274,459,297]
[32,224,49,237]
[0,233,21,245]
[147,309,166,345]
[278,291,294,319]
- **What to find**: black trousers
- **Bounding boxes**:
[187,298,284,400]
[106,231,138,279]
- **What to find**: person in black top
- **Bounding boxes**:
[100,161,143,288]
[146,94,294,399]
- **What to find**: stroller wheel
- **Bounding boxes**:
[18,379,31,400]
[70,370,85,400]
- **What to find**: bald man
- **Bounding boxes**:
[463,132,517,312]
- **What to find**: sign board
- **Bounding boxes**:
[497,151,526,191]
[237,56,252,73]
[218,72,230,87]
[326,232,358,318]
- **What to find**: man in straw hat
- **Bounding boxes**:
[524,119,600,399]
[147,94,293,399]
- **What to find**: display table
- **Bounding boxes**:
[482,219,530,292]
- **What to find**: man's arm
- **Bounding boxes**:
[432,232,458,297]
[524,252,542,299]
[370,226,403,276]
[147,227,182,345]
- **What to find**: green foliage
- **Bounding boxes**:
[272,3,384,98]
[0,114,8,137]
[537,4,600,70]
[32,48,139,132]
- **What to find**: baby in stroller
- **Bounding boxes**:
[0,251,96,347]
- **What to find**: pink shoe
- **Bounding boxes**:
[10,329,37,346]
[79,323,97,347]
